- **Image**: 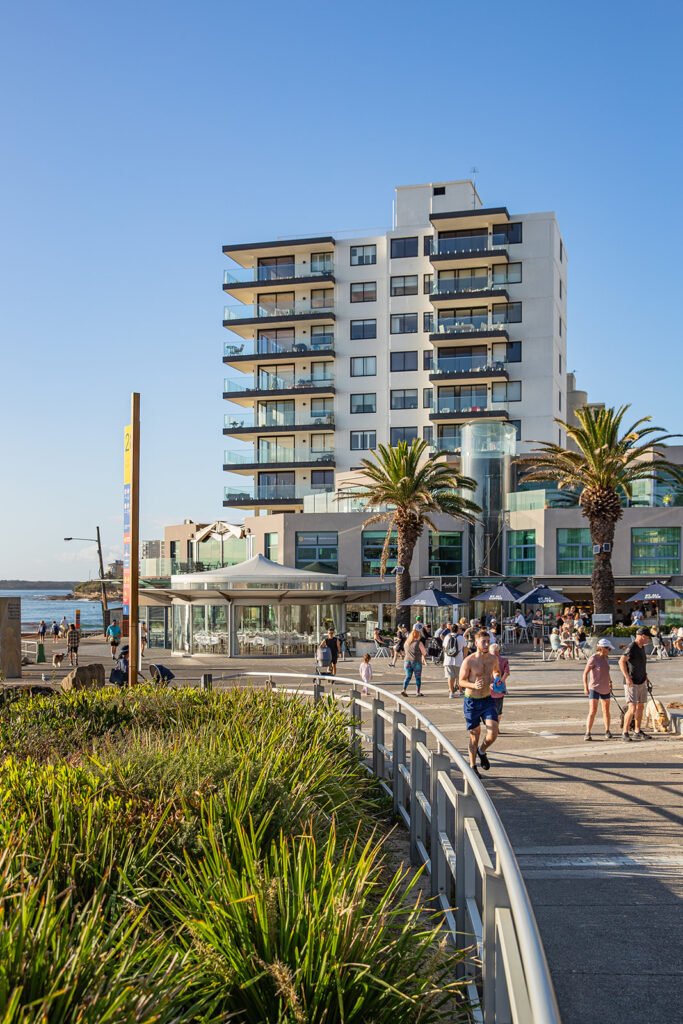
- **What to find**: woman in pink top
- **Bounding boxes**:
[583,638,614,740]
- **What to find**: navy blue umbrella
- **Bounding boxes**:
[398,588,465,608]
[518,585,571,605]
[472,583,524,603]
[626,582,683,603]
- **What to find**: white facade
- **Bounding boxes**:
[222,179,567,513]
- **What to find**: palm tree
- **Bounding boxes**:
[518,405,683,614]
[354,439,480,626]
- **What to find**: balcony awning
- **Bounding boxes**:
[139,587,386,607]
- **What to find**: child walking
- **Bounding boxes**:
[359,652,373,694]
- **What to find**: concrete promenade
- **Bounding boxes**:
[14,637,683,1024]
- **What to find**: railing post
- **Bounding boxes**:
[199,673,212,692]
[392,709,407,818]
[349,688,362,755]
[409,727,427,867]
[266,674,273,691]
[430,752,450,900]
[454,780,481,956]
[482,862,511,1024]
[372,698,385,779]
[313,681,322,705]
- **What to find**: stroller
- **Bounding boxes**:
[425,635,444,665]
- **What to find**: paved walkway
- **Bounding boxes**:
[13,638,683,1023]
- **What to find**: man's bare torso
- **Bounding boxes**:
[460,651,499,698]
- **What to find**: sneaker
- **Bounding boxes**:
[415,691,423,697]
[470,764,481,778]
[584,733,592,741]
[605,730,612,739]
[634,730,650,740]
[400,689,408,696]
[621,732,632,741]
[478,748,490,771]
[449,692,455,699]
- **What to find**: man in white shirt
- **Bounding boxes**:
[514,609,527,640]
[443,625,466,698]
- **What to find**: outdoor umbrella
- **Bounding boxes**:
[518,585,571,605]
[398,587,465,608]
[472,583,524,603]
[625,582,683,603]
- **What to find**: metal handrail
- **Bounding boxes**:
[209,669,561,1024]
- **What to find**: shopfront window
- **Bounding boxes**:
[362,530,398,576]
[429,532,463,575]
[631,527,681,575]
[556,528,594,574]
[295,532,339,572]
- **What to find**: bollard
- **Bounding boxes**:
[36,643,46,664]
[200,673,212,692]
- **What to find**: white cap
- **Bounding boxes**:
[597,638,614,649]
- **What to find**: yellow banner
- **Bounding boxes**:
[124,424,132,485]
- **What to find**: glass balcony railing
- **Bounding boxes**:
[224,299,334,320]
[433,397,509,415]
[225,483,334,503]
[433,315,510,334]
[224,266,333,285]
[431,233,508,256]
[430,437,462,454]
[431,356,507,375]
[224,411,335,430]
[224,449,335,465]
[431,275,490,296]
[224,373,334,394]
[223,335,334,358]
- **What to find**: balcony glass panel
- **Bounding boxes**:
[431,275,490,295]
[225,483,334,503]
[224,449,334,465]
[434,235,507,255]
[434,394,509,415]
[435,313,490,333]
[432,355,507,375]
[224,411,335,430]
[222,266,334,285]
[224,299,334,320]
[223,335,334,357]
[224,373,334,393]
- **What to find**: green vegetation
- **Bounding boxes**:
[0,688,467,1023]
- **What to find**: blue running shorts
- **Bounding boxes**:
[463,695,499,731]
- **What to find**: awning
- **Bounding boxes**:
[139,587,386,607]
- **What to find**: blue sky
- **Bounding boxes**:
[1,0,681,579]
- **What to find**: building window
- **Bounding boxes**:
[295,532,338,572]
[311,325,333,348]
[350,244,376,266]
[350,430,376,450]
[492,262,523,285]
[423,312,434,333]
[310,433,332,453]
[508,529,535,575]
[391,275,418,296]
[557,528,594,575]
[492,302,522,324]
[350,281,376,302]
[560,239,564,262]
[559,352,562,374]
[390,350,418,372]
[423,350,433,371]
[492,381,522,402]
[264,532,279,562]
[362,530,398,576]
[423,425,433,443]
[631,527,681,575]
[310,252,333,274]
[433,185,446,196]
[492,340,522,363]
[257,255,295,281]
[390,313,418,334]
[559,316,563,336]
[391,236,418,258]
[390,426,418,445]
[350,356,376,377]
[351,393,376,414]
[311,469,333,489]
[423,387,433,409]
[559,278,563,299]
[429,531,463,575]
[423,273,433,294]
[390,388,418,410]
[509,419,522,440]
[559,390,562,411]
[493,222,523,245]
[350,318,376,340]
[423,235,433,256]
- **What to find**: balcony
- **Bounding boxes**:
[223,372,335,402]
[223,334,334,367]
[429,233,510,269]
[224,483,334,507]
[429,437,462,457]
[223,265,334,301]
[222,236,335,268]
[429,397,509,422]
[224,448,335,471]
[429,276,509,305]
[223,411,335,435]
[429,356,508,382]
[223,299,335,335]
[430,314,511,341]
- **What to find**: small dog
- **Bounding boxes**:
[52,652,66,668]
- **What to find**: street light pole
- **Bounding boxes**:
[64,530,109,630]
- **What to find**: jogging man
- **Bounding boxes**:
[619,627,651,741]
[106,618,122,660]
[583,638,614,740]
[458,629,500,776]
[443,624,466,698]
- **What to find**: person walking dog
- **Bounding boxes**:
[583,638,614,740]
[619,627,652,741]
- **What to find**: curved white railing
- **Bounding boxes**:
[208,669,561,1024]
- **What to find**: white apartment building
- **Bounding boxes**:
[222,179,567,515]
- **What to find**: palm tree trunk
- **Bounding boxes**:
[588,517,617,616]
[395,528,417,628]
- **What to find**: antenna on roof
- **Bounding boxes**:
[471,166,478,207]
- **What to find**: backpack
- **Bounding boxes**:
[444,633,463,658]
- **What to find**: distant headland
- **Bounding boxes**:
[0,581,79,589]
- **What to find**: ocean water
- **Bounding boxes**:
[0,589,122,631]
